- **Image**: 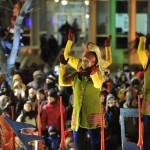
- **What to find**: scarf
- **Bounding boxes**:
[79,66,93,76]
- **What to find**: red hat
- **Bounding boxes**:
[136,71,144,80]
[82,51,97,66]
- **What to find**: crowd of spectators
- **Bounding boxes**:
[0,61,144,150]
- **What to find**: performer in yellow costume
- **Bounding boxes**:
[137,36,150,150]
[59,30,112,150]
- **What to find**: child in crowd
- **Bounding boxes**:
[46,125,60,150]
[105,94,121,150]
[16,100,37,127]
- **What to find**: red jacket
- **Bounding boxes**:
[41,99,66,132]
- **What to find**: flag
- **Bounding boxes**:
[4,115,44,150]
[0,115,14,150]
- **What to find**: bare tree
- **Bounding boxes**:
[0,0,33,85]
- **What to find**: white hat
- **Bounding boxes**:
[106,94,115,101]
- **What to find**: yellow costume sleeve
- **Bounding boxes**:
[137,36,148,69]
[59,64,76,86]
[103,46,112,68]
[64,40,80,70]
[90,72,105,89]
[64,40,72,59]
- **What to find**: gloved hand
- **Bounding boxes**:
[68,29,73,41]
[59,53,69,65]
[90,65,99,75]
[139,36,146,43]
[105,35,112,47]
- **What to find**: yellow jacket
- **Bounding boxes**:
[59,64,104,131]
[137,36,150,115]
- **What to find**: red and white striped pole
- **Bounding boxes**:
[60,96,65,150]
[101,104,105,150]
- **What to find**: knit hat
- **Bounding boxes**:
[48,125,56,133]
[82,51,97,66]
[47,88,58,98]
[47,74,56,82]
[106,94,115,101]
[33,70,44,78]
[37,88,45,95]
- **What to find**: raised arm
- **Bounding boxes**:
[64,29,81,70]
[64,29,73,59]
[137,36,148,69]
[58,53,76,86]
[103,35,112,68]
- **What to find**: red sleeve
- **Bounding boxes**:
[41,106,47,131]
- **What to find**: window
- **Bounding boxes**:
[116,1,128,49]
[136,1,148,35]
[96,1,109,47]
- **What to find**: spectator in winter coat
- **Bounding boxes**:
[41,88,66,133]
[16,100,37,127]
[16,100,38,149]
[0,95,9,110]
[123,87,136,109]
[115,72,130,90]
[27,87,37,103]
[12,80,27,118]
[46,125,61,150]
[102,73,116,95]
[27,70,45,90]
[44,74,58,94]
[105,94,121,150]
[35,88,47,113]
